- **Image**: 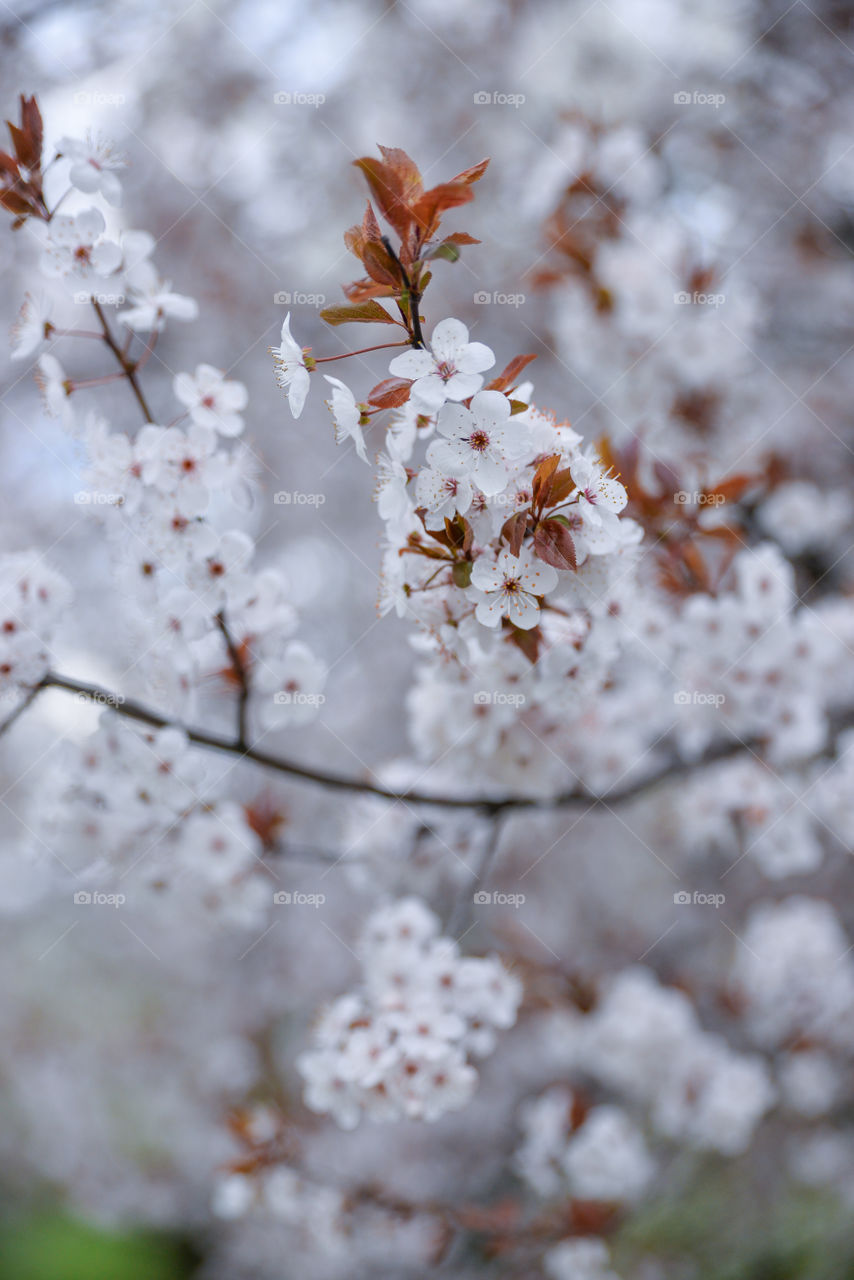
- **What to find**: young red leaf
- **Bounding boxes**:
[363,241,404,288]
[449,157,490,186]
[546,467,576,507]
[532,454,561,511]
[504,621,541,663]
[354,157,413,241]
[533,519,577,571]
[501,510,528,557]
[411,182,474,238]
[367,377,412,409]
[320,300,398,326]
[487,353,538,393]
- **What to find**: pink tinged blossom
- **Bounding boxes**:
[40,208,122,284]
[429,390,532,497]
[570,452,628,522]
[271,313,310,419]
[173,364,248,437]
[415,464,474,529]
[470,548,558,630]
[389,317,495,413]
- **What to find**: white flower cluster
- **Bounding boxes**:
[297,896,521,1128]
[22,132,327,737]
[516,1088,654,1204]
[0,552,71,693]
[580,967,775,1156]
[731,897,854,1055]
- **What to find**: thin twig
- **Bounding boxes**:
[91,299,155,423]
[215,610,250,750]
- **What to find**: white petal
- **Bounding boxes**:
[455,341,495,375]
[430,317,468,362]
[389,349,435,379]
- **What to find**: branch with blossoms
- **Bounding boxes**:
[0,97,845,825]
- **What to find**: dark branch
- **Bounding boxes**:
[0,670,846,817]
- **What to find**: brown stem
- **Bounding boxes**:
[215,610,250,750]
[91,299,155,423]
[313,341,410,363]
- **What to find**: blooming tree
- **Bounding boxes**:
[1,84,854,1280]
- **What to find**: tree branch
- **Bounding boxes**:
[0,669,846,817]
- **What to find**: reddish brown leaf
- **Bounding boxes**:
[533,519,577,571]
[367,377,412,409]
[354,156,414,241]
[532,454,561,511]
[411,182,475,239]
[487,353,538,393]
[501,510,527,557]
[363,240,404,288]
[320,300,397,326]
[505,622,541,663]
[546,467,576,506]
[449,157,490,186]
[377,145,424,201]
